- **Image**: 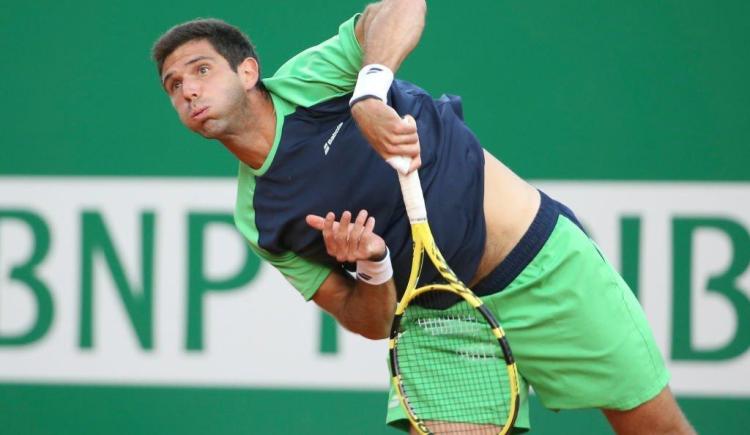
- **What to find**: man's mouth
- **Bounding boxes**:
[191,107,208,119]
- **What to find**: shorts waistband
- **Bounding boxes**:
[472,190,583,297]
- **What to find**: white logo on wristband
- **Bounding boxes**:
[356,247,393,285]
[357,272,373,281]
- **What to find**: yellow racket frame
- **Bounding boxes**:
[387,221,520,435]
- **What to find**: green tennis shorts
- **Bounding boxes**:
[386,191,670,432]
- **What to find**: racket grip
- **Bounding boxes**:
[387,156,427,223]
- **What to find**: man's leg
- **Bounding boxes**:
[602,386,695,435]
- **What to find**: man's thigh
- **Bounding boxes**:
[484,215,669,411]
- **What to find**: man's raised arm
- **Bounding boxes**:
[356,0,426,72]
[351,0,427,174]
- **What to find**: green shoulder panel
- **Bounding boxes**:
[232,15,362,299]
[262,14,363,108]
[233,15,361,299]
[234,161,332,301]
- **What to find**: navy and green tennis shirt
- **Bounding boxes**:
[234,14,486,300]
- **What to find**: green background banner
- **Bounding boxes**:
[2,0,748,180]
[1,1,748,434]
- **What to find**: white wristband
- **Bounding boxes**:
[356,248,393,285]
[349,64,394,107]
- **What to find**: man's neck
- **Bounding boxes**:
[221,90,276,170]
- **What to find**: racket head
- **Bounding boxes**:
[389,243,520,435]
[389,176,520,434]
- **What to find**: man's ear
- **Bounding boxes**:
[238,57,260,91]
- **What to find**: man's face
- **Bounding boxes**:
[160,39,247,139]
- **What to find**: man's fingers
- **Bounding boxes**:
[364,216,376,234]
[305,214,325,230]
[322,212,337,254]
[331,211,349,261]
[386,143,420,157]
[390,132,420,145]
[355,209,368,225]
[338,211,352,241]
[408,155,422,173]
[396,114,418,133]
[347,210,368,261]
[362,216,384,259]
[392,124,416,135]
[323,212,335,233]
[361,216,376,251]
[310,210,381,263]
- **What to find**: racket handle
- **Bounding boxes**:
[387,156,427,223]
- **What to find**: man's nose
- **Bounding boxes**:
[182,80,200,101]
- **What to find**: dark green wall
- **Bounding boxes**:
[2,1,748,179]
[3,384,747,435]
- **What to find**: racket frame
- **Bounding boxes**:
[387,168,520,435]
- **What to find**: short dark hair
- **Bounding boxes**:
[152,18,267,93]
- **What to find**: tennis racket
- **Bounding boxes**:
[386,149,520,434]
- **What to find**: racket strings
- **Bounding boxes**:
[396,292,512,434]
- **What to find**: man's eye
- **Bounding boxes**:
[172,81,182,91]
[199,65,209,75]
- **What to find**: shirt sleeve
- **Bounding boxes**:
[262,14,363,108]
[250,245,332,301]
[235,162,333,301]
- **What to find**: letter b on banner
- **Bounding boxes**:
[0,210,54,346]
[672,218,750,361]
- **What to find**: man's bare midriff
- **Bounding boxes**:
[468,150,542,288]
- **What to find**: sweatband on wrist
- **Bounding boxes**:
[356,247,393,285]
[349,64,394,107]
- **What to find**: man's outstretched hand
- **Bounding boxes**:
[305,210,387,263]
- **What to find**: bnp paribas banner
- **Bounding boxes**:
[3,0,749,434]
[2,179,748,397]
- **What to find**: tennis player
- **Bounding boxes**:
[152,1,694,433]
